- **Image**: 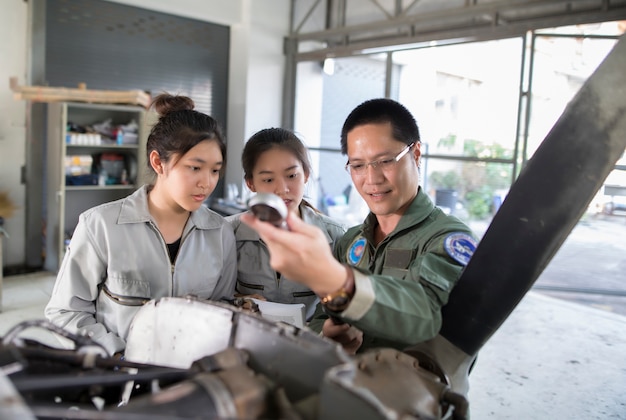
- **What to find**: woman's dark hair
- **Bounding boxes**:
[340,98,421,154]
[146,93,226,176]
[242,128,312,181]
[242,127,317,211]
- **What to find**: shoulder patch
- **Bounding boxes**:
[444,233,477,266]
[348,237,367,265]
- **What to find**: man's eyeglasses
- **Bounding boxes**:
[345,142,415,176]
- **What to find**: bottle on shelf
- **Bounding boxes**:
[98,169,108,187]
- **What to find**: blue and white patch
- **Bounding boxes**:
[348,237,367,265]
[444,233,477,266]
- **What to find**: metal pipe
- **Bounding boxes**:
[532,284,626,297]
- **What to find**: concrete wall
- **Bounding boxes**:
[0,0,289,269]
[0,1,29,269]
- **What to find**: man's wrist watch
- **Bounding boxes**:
[321,264,355,312]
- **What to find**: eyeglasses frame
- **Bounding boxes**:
[345,142,416,176]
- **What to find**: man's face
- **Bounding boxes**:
[346,122,421,219]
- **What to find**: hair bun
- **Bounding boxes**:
[151,93,195,117]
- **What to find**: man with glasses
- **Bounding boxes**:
[241,98,477,358]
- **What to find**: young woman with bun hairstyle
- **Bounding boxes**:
[46,93,237,356]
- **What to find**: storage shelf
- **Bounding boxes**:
[45,101,147,272]
[65,185,137,191]
[66,144,139,150]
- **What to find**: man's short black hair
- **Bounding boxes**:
[340,98,421,155]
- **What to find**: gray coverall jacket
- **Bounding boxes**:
[227,204,345,319]
[45,185,237,355]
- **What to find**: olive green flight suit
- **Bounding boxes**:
[309,188,477,352]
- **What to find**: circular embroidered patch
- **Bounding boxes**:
[348,237,367,265]
[444,233,477,266]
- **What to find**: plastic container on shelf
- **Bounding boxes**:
[66,132,102,145]
[98,169,108,187]
[100,153,125,183]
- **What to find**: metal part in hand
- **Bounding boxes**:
[247,192,288,229]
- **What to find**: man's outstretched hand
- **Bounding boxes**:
[240,211,346,297]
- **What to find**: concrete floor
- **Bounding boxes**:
[469,292,626,419]
[1,214,625,418]
[468,213,626,418]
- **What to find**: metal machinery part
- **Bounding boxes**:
[1,301,465,419]
[405,32,626,397]
[1,33,625,420]
[247,192,289,229]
